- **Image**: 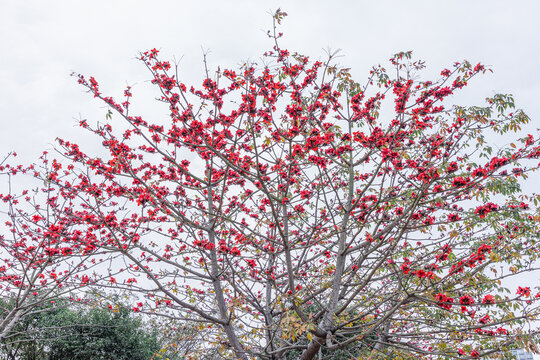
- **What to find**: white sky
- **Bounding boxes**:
[1,0,540,356]
[1,1,539,161]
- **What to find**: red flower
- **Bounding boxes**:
[474,202,499,218]
[401,258,411,275]
[472,167,487,178]
[479,314,490,324]
[477,244,491,255]
[435,293,454,310]
[446,162,458,173]
[452,176,470,187]
[517,286,531,297]
[459,295,474,306]
[433,184,443,193]
[436,244,452,262]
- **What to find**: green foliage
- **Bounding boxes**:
[0,300,161,360]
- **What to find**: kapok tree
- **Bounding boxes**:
[10,10,540,360]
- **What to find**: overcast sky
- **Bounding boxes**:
[1,0,539,162]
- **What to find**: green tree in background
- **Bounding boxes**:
[0,299,161,360]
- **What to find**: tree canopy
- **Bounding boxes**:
[1,10,540,360]
[0,299,161,360]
